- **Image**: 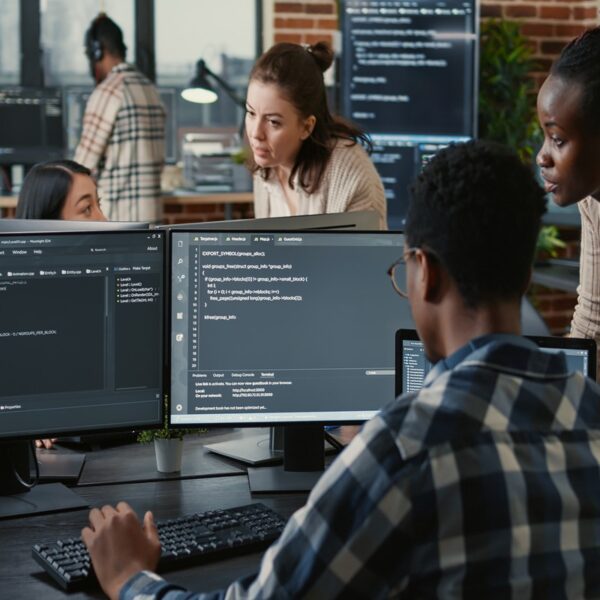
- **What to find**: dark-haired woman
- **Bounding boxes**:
[536,27,600,378]
[16,159,106,221]
[246,42,387,229]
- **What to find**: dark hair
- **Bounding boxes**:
[248,41,370,193]
[406,140,547,308]
[551,27,600,130]
[85,14,127,61]
[16,160,93,220]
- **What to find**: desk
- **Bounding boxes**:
[0,476,307,599]
[74,429,250,486]
[161,191,253,222]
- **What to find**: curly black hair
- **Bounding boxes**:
[551,27,600,131]
[406,140,547,308]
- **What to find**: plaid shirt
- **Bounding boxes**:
[121,334,600,599]
[74,63,165,222]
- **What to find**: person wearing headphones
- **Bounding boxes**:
[74,14,165,223]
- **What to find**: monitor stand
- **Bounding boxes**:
[247,425,325,493]
[204,427,284,466]
[0,442,89,520]
[35,448,86,483]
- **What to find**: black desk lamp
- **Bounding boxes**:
[182,59,245,109]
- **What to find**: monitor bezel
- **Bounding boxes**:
[0,229,167,442]
[395,328,598,396]
[155,210,381,232]
[0,219,150,233]
[168,228,406,428]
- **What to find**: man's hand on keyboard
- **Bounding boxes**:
[81,501,161,600]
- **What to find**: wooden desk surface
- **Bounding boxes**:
[0,476,307,599]
[71,428,262,486]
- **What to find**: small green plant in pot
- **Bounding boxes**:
[138,396,193,472]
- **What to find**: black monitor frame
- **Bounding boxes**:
[339,0,479,229]
[395,328,598,397]
[168,228,407,492]
[0,230,167,518]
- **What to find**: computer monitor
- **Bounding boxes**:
[340,0,478,228]
[169,229,410,491]
[62,86,93,158]
[0,230,165,518]
[395,329,597,396]
[0,87,65,165]
[0,219,151,233]
[156,210,381,232]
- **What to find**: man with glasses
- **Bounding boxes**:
[81,140,600,599]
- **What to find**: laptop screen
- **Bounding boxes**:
[395,329,597,396]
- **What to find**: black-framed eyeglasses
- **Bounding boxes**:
[387,247,418,298]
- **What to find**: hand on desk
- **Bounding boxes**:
[82,502,161,600]
[35,438,57,449]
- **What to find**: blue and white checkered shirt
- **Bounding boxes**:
[122,334,600,599]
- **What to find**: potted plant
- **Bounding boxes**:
[137,396,193,473]
[479,18,564,258]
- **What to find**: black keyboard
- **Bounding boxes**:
[32,502,286,592]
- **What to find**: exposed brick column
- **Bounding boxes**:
[273,1,338,45]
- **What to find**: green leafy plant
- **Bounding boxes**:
[230,148,249,165]
[137,395,194,443]
[536,224,566,258]
[479,19,541,163]
[479,18,563,258]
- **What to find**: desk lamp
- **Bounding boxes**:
[182,59,245,108]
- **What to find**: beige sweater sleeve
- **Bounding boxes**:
[323,142,388,230]
[252,174,269,219]
[570,197,600,379]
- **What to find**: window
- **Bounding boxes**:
[155,0,257,130]
[0,0,20,84]
[155,0,256,87]
[40,0,134,86]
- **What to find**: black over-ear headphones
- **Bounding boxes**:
[86,16,104,63]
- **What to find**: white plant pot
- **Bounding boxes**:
[154,438,183,473]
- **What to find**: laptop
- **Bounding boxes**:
[395,329,597,396]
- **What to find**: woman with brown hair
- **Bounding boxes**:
[246,42,387,229]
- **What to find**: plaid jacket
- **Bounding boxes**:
[121,334,600,599]
[74,63,165,222]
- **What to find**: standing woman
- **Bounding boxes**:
[246,42,388,229]
[536,27,600,378]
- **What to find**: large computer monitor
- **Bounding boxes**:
[340,0,478,228]
[0,87,65,165]
[169,229,411,491]
[0,230,165,518]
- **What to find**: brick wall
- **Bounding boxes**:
[272,1,338,46]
